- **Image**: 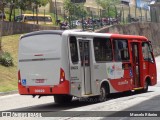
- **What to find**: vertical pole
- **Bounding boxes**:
[122,6,124,24]
[13,0,15,21]
[63,9,65,20]
[135,6,137,18]
[82,15,84,31]
[44,9,45,24]
[0,13,3,51]
[69,15,71,29]
[100,9,102,27]
[20,4,22,16]
[140,7,142,21]
[128,5,130,23]
[108,6,110,25]
[53,0,56,19]
[74,0,75,22]
[33,6,35,24]
[55,0,58,24]
[155,10,157,22]
[91,11,94,31]
[145,10,147,22]
[36,4,38,24]
[115,5,117,20]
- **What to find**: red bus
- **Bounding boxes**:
[18,30,157,103]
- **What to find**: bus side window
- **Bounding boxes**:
[69,36,79,64]
[93,37,112,62]
[113,39,129,61]
[142,42,154,62]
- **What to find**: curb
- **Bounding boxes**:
[0,90,18,96]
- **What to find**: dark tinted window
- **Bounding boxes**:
[142,42,154,62]
[93,37,112,62]
[113,40,129,61]
[70,36,79,63]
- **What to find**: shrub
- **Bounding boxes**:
[0,52,13,67]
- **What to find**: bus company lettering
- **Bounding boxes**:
[118,80,128,85]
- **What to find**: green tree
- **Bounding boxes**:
[96,0,120,17]
[63,0,86,18]
[31,0,51,24]
[5,0,51,22]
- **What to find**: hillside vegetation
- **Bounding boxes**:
[0,34,20,92]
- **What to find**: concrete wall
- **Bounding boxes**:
[96,22,160,56]
[0,21,59,36]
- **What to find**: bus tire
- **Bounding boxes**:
[143,80,149,93]
[54,95,72,104]
[99,85,109,102]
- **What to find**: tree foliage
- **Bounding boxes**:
[63,0,87,18]
[96,0,120,9]
[96,0,120,17]
[4,0,51,21]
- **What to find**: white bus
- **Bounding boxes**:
[18,30,157,103]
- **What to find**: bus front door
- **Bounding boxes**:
[79,40,92,95]
[131,43,141,88]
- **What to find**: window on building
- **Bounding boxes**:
[93,37,112,62]
[113,39,129,61]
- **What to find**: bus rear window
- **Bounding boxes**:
[19,34,62,57]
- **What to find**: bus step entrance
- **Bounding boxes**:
[133,87,143,91]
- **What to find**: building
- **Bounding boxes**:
[38,0,153,20]
[150,0,160,22]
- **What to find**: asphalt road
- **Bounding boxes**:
[0,56,160,120]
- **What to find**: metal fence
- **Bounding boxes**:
[59,5,151,31]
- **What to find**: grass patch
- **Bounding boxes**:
[0,34,21,92]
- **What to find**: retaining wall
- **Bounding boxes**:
[96,22,160,56]
[0,21,59,36]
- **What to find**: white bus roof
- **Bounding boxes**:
[21,30,112,40]
[21,30,146,40]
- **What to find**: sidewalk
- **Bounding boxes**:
[0,90,18,96]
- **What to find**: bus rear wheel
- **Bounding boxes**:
[54,95,72,104]
[99,85,109,102]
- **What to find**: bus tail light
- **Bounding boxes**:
[60,68,65,84]
[18,70,21,84]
